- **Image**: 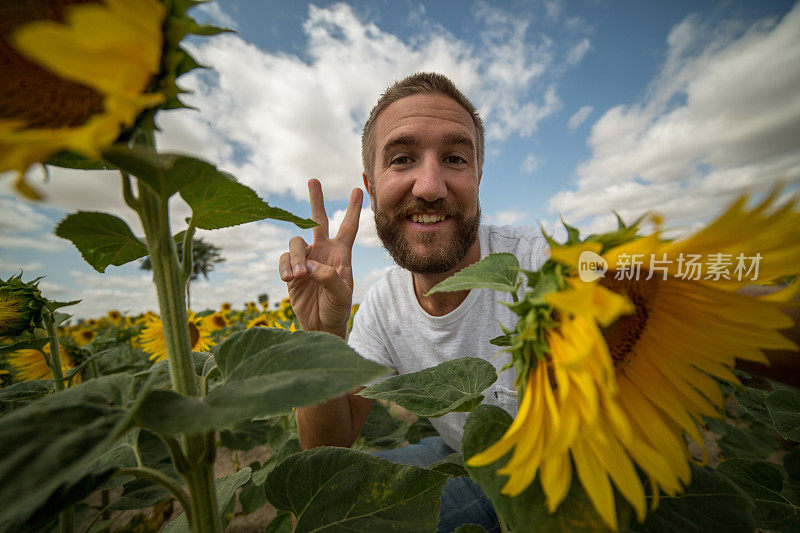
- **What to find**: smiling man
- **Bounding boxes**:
[279,72,548,532]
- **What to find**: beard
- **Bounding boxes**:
[374,197,481,275]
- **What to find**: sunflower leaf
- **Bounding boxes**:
[405,418,440,444]
[0,375,135,532]
[179,172,317,230]
[46,151,117,170]
[264,447,448,531]
[427,253,520,296]
[136,328,388,435]
[55,212,148,273]
[463,405,621,532]
[359,401,409,449]
[717,458,799,531]
[428,453,468,478]
[359,357,498,418]
[766,389,800,441]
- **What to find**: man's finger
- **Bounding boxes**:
[279,252,293,282]
[306,260,351,304]
[308,178,329,241]
[334,187,363,248]
[289,236,310,278]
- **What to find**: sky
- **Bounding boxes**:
[2,0,799,318]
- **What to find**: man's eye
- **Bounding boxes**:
[391,156,411,165]
[444,155,466,164]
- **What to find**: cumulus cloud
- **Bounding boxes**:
[568,105,593,130]
[156,2,571,203]
[566,37,590,64]
[550,4,800,228]
[329,208,380,248]
[489,209,528,226]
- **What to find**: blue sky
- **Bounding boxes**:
[2,0,799,318]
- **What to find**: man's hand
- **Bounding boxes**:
[279,179,362,338]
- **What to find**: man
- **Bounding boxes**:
[279,72,547,532]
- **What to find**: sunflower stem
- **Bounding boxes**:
[130,129,221,532]
[41,310,65,392]
[180,222,196,286]
[115,467,194,529]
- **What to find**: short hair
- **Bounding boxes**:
[361,72,485,182]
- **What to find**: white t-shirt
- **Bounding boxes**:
[348,225,549,450]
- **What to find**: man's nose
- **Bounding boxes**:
[411,155,447,201]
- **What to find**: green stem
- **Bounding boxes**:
[128,130,221,532]
[42,310,65,392]
[43,311,75,533]
[115,467,193,528]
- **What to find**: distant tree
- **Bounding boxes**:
[258,293,269,308]
[140,237,224,308]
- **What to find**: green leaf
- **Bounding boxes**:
[462,405,618,532]
[427,253,520,296]
[55,212,147,273]
[45,299,81,312]
[489,334,512,347]
[164,467,252,533]
[359,357,497,418]
[633,465,754,532]
[108,430,180,508]
[704,417,778,461]
[265,511,293,533]
[46,151,117,170]
[238,479,268,515]
[0,380,52,414]
[180,172,316,230]
[0,337,48,357]
[220,418,272,451]
[428,453,468,478]
[717,458,798,531]
[0,375,135,531]
[453,525,489,533]
[735,387,773,427]
[101,145,191,198]
[251,425,301,485]
[265,447,448,532]
[405,418,440,444]
[137,328,389,435]
[360,401,409,449]
[766,389,800,441]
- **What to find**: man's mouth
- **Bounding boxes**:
[409,213,447,225]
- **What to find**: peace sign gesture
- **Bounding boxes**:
[279,179,363,338]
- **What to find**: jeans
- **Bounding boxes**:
[374,436,500,533]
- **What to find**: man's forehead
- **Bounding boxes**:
[374,94,477,146]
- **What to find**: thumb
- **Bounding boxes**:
[305,260,351,303]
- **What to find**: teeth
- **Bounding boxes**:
[410,213,446,224]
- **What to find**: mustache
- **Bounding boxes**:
[391,199,462,219]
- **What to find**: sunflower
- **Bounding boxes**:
[277,297,295,321]
[6,343,81,385]
[206,312,228,331]
[139,311,214,362]
[106,309,123,325]
[246,314,275,329]
[71,327,96,347]
[245,301,258,313]
[0,0,165,199]
[0,273,45,337]
[220,302,232,315]
[468,191,800,530]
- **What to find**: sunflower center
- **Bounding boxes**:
[0,1,104,129]
[188,320,200,349]
[600,276,661,367]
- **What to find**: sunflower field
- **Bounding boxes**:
[2,1,800,532]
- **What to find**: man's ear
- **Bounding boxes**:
[362,172,376,212]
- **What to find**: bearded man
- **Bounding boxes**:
[279,72,548,532]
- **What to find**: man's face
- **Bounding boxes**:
[364,94,482,275]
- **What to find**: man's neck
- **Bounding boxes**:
[412,238,481,317]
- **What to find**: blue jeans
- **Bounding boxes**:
[374,437,500,533]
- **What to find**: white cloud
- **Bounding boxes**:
[545,1,562,22]
[550,5,800,228]
[489,209,528,226]
[0,232,68,251]
[0,258,43,273]
[568,105,593,130]
[157,2,570,203]
[329,208,380,248]
[566,37,590,64]
[0,196,51,232]
[522,153,542,173]
[194,1,239,30]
